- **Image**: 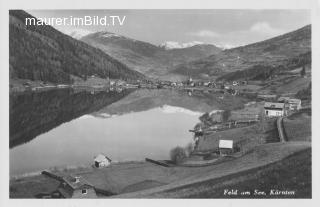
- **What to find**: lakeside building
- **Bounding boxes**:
[94,154,112,168]
[264,102,285,117]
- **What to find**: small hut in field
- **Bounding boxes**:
[94,154,112,168]
[219,140,234,156]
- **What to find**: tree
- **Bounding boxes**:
[300,66,306,77]
[170,147,187,164]
[199,112,211,126]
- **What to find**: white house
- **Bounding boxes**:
[264,102,285,117]
[171,82,177,87]
[94,154,112,168]
[232,81,239,86]
[219,140,234,156]
[204,82,210,87]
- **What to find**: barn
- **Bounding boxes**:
[94,154,112,168]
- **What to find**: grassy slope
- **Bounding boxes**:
[197,119,278,153]
[283,109,311,142]
[268,76,311,95]
[10,174,60,198]
[10,141,309,198]
[145,148,311,198]
[276,77,311,94]
[115,142,310,198]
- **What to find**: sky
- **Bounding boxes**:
[28,10,310,48]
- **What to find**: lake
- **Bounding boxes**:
[10,88,235,177]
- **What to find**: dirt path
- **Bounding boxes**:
[277,117,287,142]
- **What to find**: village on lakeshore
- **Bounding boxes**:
[9,10,312,199]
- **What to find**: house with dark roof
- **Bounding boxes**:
[57,175,97,198]
[264,102,285,117]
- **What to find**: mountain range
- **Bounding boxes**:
[172,25,311,80]
[80,32,221,80]
[9,10,311,84]
[81,24,311,81]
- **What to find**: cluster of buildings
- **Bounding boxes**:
[263,96,302,117]
[19,76,250,93]
[215,96,302,155]
[110,77,222,90]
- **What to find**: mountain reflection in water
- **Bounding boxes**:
[10,89,246,176]
[9,88,133,149]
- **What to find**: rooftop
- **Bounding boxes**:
[62,175,93,190]
[258,94,277,98]
[264,102,285,109]
[278,97,291,102]
[288,98,301,103]
[94,154,112,162]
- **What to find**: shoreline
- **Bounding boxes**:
[10,160,147,180]
[10,142,311,198]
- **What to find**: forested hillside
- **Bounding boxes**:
[9,10,145,84]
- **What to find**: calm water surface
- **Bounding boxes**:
[10,89,208,176]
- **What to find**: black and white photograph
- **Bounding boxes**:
[1,0,319,204]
